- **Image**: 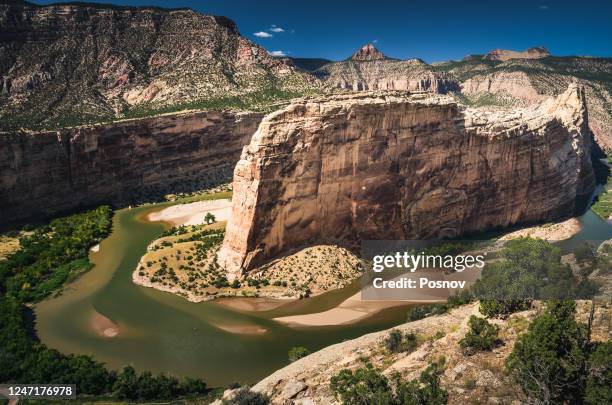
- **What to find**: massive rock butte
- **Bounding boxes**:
[218,84,595,276]
[0,111,262,228]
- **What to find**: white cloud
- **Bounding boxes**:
[539,5,549,10]
[254,31,273,38]
[270,50,287,57]
[372,39,379,43]
[270,26,285,33]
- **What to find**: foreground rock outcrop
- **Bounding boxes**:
[249,301,610,405]
[0,111,262,228]
[218,85,595,276]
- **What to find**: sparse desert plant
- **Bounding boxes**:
[459,316,501,355]
[384,329,419,354]
[288,346,310,362]
[223,386,270,405]
[330,360,447,405]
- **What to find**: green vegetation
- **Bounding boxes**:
[0,206,112,301]
[1,85,319,132]
[288,346,310,362]
[585,341,612,405]
[506,300,609,404]
[330,360,448,405]
[473,238,599,317]
[384,329,419,354]
[223,386,270,405]
[205,212,216,224]
[124,87,318,121]
[406,290,473,322]
[459,316,501,355]
[0,207,210,400]
[573,242,597,264]
[592,187,612,220]
[452,91,517,108]
[113,366,207,400]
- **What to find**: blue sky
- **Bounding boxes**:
[34,0,612,62]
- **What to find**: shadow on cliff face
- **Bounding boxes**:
[0,167,233,233]
[577,139,612,215]
[591,139,611,185]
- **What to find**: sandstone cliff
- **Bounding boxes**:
[315,44,460,93]
[218,85,595,276]
[484,46,550,61]
[0,111,262,228]
[438,54,612,150]
[0,1,317,130]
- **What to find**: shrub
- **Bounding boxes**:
[224,386,270,405]
[506,300,589,404]
[384,330,419,354]
[573,242,596,264]
[479,299,531,318]
[330,360,447,405]
[585,341,612,405]
[204,212,216,224]
[385,329,403,353]
[288,346,310,362]
[406,290,473,322]
[459,316,501,355]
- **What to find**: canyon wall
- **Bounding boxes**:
[0,111,262,228]
[0,1,316,130]
[218,85,595,276]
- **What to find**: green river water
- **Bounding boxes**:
[34,202,415,386]
[34,197,612,387]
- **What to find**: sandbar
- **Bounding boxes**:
[500,217,581,241]
[215,297,291,312]
[147,199,232,226]
[90,309,120,338]
[211,322,268,335]
[274,292,414,327]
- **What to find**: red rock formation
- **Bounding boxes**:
[218,85,594,276]
[351,44,387,61]
[484,47,550,61]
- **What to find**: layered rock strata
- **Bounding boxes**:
[218,85,595,276]
[0,1,316,129]
[0,111,262,227]
[315,44,460,93]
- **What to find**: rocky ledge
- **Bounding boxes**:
[218,85,595,276]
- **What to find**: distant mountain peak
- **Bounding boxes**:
[350,43,387,61]
[484,47,550,61]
